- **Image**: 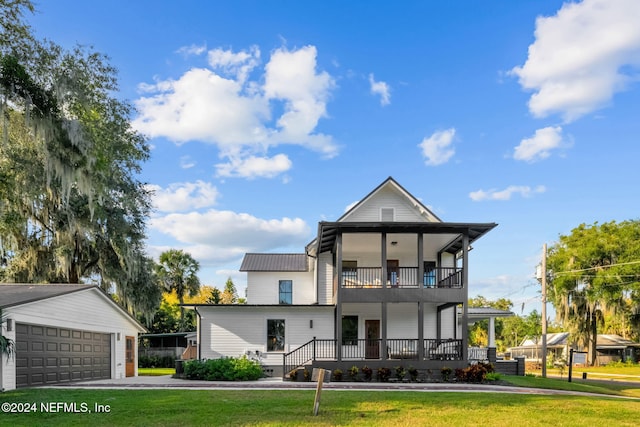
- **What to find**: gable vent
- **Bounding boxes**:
[380,207,395,221]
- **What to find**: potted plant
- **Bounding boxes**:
[361,365,373,381]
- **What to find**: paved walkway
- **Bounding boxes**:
[48,375,638,399]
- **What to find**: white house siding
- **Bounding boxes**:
[246,271,315,305]
[387,303,418,338]
[199,305,334,368]
[341,186,437,223]
[0,289,143,391]
[316,252,334,305]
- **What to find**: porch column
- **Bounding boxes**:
[381,232,387,288]
[381,301,387,360]
[461,232,470,361]
[336,233,343,362]
[417,233,424,287]
[417,301,424,360]
[488,317,496,348]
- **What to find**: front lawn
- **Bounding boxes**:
[1,388,638,426]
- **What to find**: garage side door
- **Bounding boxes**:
[15,323,111,388]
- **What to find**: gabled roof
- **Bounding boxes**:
[0,284,94,308]
[338,176,441,223]
[240,253,308,272]
[0,283,146,332]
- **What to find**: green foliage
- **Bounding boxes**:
[408,366,419,381]
[348,365,359,380]
[0,308,14,360]
[485,372,502,381]
[156,250,200,331]
[455,362,495,383]
[138,355,175,369]
[394,365,406,380]
[440,366,452,381]
[183,356,263,381]
[547,220,640,363]
[332,369,343,381]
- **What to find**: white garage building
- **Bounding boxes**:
[0,284,146,391]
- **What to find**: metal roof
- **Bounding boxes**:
[0,284,94,308]
[240,253,308,272]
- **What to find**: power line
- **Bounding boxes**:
[553,260,640,275]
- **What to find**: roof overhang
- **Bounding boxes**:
[315,221,497,254]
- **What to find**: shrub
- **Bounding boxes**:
[377,367,391,382]
[454,362,495,383]
[348,365,359,380]
[440,366,452,382]
[408,366,419,382]
[303,368,311,382]
[333,369,343,381]
[139,355,176,368]
[395,366,406,380]
[183,356,263,381]
[361,365,373,381]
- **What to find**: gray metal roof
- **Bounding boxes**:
[240,253,308,272]
[0,284,94,308]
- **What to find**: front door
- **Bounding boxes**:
[365,320,380,359]
[125,336,135,377]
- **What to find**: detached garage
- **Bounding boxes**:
[0,284,146,391]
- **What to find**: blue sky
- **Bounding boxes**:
[29,0,640,314]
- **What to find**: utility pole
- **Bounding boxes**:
[541,243,548,378]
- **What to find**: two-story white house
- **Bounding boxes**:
[187,177,517,377]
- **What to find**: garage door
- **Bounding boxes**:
[15,323,111,388]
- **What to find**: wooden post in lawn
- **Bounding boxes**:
[313,368,325,416]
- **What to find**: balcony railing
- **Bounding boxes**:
[342,267,462,289]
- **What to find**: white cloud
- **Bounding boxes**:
[180,155,196,169]
[133,45,337,179]
[368,73,391,106]
[149,209,311,263]
[176,44,207,56]
[513,126,564,162]
[469,185,546,201]
[147,181,219,212]
[418,128,456,166]
[215,153,292,179]
[511,0,640,122]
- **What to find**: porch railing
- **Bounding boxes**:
[283,338,465,375]
[342,267,463,289]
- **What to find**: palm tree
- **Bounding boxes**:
[156,250,201,331]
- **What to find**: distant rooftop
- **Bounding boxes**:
[240,253,308,272]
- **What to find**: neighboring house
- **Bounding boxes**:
[0,284,146,390]
[508,332,640,365]
[139,332,197,360]
[186,177,520,377]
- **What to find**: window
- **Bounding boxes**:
[380,207,395,221]
[342,315,358,345]
[267,319,285,352]
[279,280,292,304]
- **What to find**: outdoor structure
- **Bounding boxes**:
[187,177,523,377]
[0,284,146,390]
[508,332,640,366]
[139,332,197,360]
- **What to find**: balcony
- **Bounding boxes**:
[341,267,462,289]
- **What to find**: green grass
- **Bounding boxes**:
[1,387,638,426]
[502,374,640,398]
[137,368,176,376]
